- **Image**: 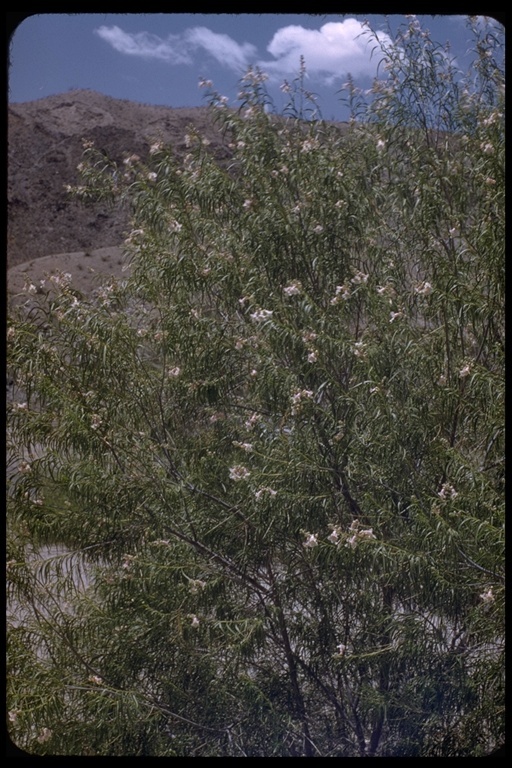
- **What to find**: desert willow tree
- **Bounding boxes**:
[7,16,504,757]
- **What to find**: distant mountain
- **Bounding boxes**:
[7,89,232,268]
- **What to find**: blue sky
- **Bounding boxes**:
[8,13,503,121]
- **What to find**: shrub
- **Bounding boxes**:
[7,16,504,757]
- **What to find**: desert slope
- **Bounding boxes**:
[7,89,231,272]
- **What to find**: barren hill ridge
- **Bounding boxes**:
[8,89,231,270]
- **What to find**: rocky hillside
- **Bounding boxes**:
[7,89,233,269]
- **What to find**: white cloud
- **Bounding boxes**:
[184,27,257,72]
[96,25,256,73]
[95,19,394,85]
[95,25,192,64]
[260,19,391,83]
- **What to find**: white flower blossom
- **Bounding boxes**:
[229,465,251,481]
[414,281,433,296]
[307,350,318,363]
[336,643,347,656]
[376,284,395,297]
[37,728,52,744]
[328,528,340,545]
[244,412,262,429]
[303,533,318,549]
[250,309,273,323]
[358,528,377,541]
[438,482,458,500]
[331,284,351,304]
[481,111,502,127]
[313,224,324,234]
[480,587,495,604]
[301,139,316,152]
[353,341,366,359]
[123,154,140,166]
[125,228,144,244]
[345,519,377,548]
[233,441,253,453]
[351,271,369,285]
[149,141,164,155]
[283,281,302,296]
[91,414,103,430]
[190,615,200,628]
[389,310,404,323]
[254,487,277,501]
[290,389,314,414]
[198,78,213,89]
[89,675,104,685]
[189,579,207,593]
[459,364,471,378]
[167,367,181,378]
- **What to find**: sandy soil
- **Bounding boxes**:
[7,245,129,307]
